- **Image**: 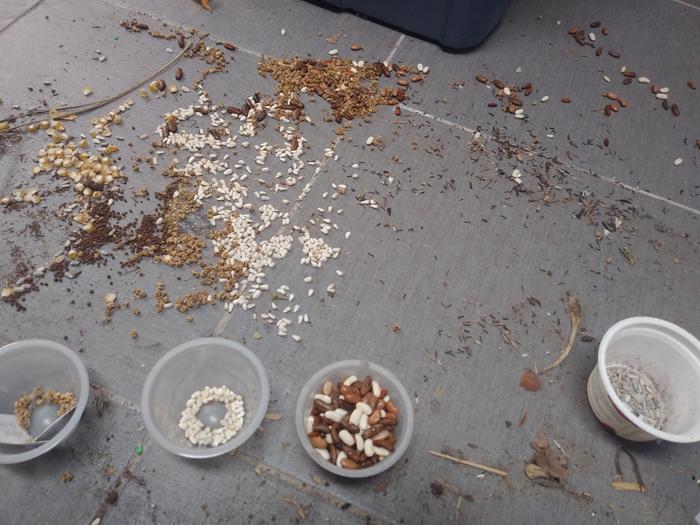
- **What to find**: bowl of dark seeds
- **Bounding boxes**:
[295,360,414,478]
[587,317,700,442]
[0,340,89,464]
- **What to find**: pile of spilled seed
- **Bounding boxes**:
[258,56,413,122]
[1,36,426,341]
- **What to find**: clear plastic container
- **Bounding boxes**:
[0,339,89,464]
[295,360,414,478]
[587,317,700,442]
[141,337,269,458]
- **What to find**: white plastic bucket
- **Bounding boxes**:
[587,317,700,442]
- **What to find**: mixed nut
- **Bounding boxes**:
[306,374,399,470]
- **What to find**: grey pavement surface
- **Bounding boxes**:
[1,0,699,523]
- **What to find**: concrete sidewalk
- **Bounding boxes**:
[1,0,699,523]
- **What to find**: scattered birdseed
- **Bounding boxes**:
[673,158,683,166]
[154,282,170,313]
[607,364,667,429]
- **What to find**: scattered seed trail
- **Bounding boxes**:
[398,103,477,134]
[398,103,700,218]
[99,0,264,58]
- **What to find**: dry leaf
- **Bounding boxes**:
[528,432,568,481]
[540,294,581,373]
[199,0,211,11]
[525,463,547,480]
[519,369,541,391]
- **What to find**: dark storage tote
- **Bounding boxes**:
[312,0,513,49]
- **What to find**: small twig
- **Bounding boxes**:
[540,293,581,373]
[427,450,507,477]
[611,480,644,492]
[552,439,569,459]
[500,327,520,351]
[612,446,645,492]
[0,41,191,131]
[281,497,308,521]
[624,447,645,491]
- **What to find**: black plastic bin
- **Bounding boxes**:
[313,0,512,49]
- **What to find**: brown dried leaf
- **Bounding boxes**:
[529,433,568,481]
[519,369,541,391]
[532,432,549,450]
[199,0,211,11]
[525,463,547,480]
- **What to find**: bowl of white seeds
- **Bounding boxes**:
[296,360,414,478]
[142,337,269,458]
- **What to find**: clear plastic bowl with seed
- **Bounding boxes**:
[141,337,269,459]
[588,317,700,442]
[0,339,90,464]
[295,360,414,478]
